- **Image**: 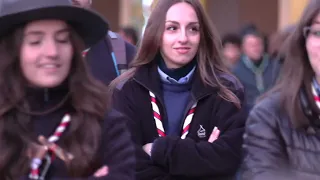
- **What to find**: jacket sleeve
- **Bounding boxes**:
[98,111,135,180]
[112,87,172,180]
[150,90,247,177]
[240,99,289,180]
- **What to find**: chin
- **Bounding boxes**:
[34,80,65,88]
[176,59,193,65]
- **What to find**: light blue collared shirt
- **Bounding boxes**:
[157,66,196,84]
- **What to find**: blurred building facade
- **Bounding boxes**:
[92,0,309,36]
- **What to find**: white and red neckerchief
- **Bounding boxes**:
[312,83,320,110]
[149,91,197,139]
[29,114,71,180]
[82,49,90,57]
[312,78,320,109]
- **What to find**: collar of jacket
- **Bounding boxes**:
[133,62,219,101]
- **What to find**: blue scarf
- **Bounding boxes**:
[242,54,269,93]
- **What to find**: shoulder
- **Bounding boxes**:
[105,108,126,119]
[114,75,136,92]
[247,92,282,127]
[231,58,245,73]
[112,74,142,106]
[102,109,130,131]
[254,92,281,114]
[114,67,148,92]
[219,72,244,94]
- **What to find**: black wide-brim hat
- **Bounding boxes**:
[0,0,108,48]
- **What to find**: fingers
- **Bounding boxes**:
[28,142,48,159]
[94,166,109,177]
[38,135,74,162]
[142,143,153,156]
[34,145,48,159]
[47,143,74,162]
[208,127,220,143]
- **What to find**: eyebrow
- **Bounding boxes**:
[25,28,70,36]
[165,20,199,25]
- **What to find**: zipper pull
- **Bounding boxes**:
[44,88,49,102]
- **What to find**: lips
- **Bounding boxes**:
[41,64,59,68]
[174,47,191,54]
[38,63,61,74]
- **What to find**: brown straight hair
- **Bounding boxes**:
[110,0,241,108]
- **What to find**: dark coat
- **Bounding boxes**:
[113,63,248,180]
[241,93,320,180]
[87,35,136,85]
[20,84,135,180]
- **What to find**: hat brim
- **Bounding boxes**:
[0,6,108,48]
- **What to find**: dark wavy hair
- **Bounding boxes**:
[110,0,241,108]
[0,23,109,179]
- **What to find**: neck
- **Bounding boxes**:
[158,55,196,81]
[26,81,69,113]
[253,57,263,66]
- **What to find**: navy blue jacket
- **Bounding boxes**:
[87,35,136,85]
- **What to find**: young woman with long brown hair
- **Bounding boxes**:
[242,0,320,179]
[0,0,134,179]
[111,0,247,179]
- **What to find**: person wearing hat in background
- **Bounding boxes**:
[71,0,92,8]
[71,0,137,85]
[0,0,134,179]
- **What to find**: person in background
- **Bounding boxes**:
[242,0,320,179]
[239,23,269,53]
[232,31,277,110]
[119,26,139,46]
[0,0,135,179]
[221,33,241,69]
[111,0,247,179]
[71,0,136,85]
[71,0,91,8]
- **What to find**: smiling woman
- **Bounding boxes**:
[0,0,135,179]
[160,2,200,68]
[20,20,73,88]
[110,0,247,179]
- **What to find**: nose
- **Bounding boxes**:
[178,29,188,44]
[43,39,58,59]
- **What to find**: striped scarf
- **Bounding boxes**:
[311,78,320,109]
[242,54,269,93]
